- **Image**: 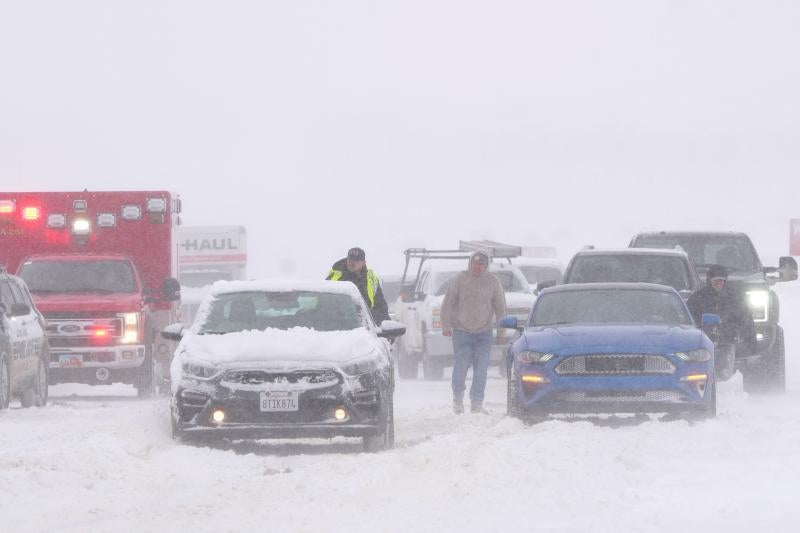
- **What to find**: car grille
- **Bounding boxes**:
[44,317,123,348]
[555,354,675,375]
[553,390,683,402]
[221,369,342,386]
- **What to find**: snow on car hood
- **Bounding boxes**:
[177,327,379,367]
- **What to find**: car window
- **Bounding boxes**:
[566,255,691,291]
[531,289,692,326]
[200,291,365,333]
[431,271,460,296]
[19,260,138,294]
[518,265,563,284]
[493,270,528,293]
[633,235,760,273]
[8,281,26,305]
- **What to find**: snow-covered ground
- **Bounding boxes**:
[3,284,800,533]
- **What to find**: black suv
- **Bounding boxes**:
[630,231,798,393]
[562,248,700,298]
[0,268,49,409]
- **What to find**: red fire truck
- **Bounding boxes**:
[0,191,181,396]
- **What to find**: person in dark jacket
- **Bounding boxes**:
[687,264,756,350]
[326,247,390,325]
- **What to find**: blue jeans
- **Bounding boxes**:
[451,329,493,404]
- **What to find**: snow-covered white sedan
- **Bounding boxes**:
[161,280,405,451]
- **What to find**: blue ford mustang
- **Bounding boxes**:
[501,283,717,420]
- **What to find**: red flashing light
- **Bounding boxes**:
[22,206,41,221]
[94,329,109,338]
[0,200,15,214]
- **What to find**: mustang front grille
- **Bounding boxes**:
[555,354,676,375]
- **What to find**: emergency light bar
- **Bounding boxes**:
[97,213,116,228]
[146,198,166,213]
[22,206,41,221]
[0,200,15,214]
[121,205,142,220]
[72,218,91,235]
[47,214,67,228]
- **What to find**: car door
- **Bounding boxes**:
[402,270,429,352]
[6,281,38,381]
[0,280,26,389]
[16,281,46,373]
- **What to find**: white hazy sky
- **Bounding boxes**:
[2,1,799,277]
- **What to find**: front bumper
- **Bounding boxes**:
[173,369,387,439]
[514,360,714,415]
[48,344,146,370]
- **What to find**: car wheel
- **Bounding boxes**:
[742,328,786,394]
[136,349,157,398]
[0,352,10,410]
[21,358,48,408]
[507,372,522,419]
[363,389,394,452]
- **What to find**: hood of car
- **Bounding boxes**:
[177,327,381,367]
[32,292,143,314]
[521,324,704,355]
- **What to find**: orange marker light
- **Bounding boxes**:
[683,374,708,382]
[22,206,41,220]
[521,375,549,384]
[94,329,109,338]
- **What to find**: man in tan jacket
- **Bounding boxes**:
[441,251,507,414]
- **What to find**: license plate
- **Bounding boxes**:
[58,354,83,368]
[259,391,299,412]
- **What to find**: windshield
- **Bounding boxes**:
[531,289,693,326]
[19,260,137,294]
[494,270,529,293]
[633,234,760,274]
[518,265,563,284]
[199,290,364,333]
[566,255,692,290]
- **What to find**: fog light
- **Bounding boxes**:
[122,350,134,360]
[333,408,347,421]
[756,333,765,342]
[212,409,225,423]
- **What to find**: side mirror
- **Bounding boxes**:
[161,323,185,341]
[701,313,721,326]
[778,256,798,282]
[535,280,557,294]
[378,319,406,338]
[9,303,31,317]
[162,278,181,301]
[499,315,521,331]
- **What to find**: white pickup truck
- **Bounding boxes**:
[394,260,534,380]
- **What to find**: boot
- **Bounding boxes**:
[453,396,464,415]
[470,402,488,414]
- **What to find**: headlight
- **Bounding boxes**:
[182,359,222,380]
[341,357,379,376]
[746,290,769,322]
[517,351,554,364]
[675,349,711,362]
[119,312,141,344]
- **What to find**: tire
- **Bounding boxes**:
[0,352,10,410]
[742,328,786,394]
[507,372,522,419]
[21,358,48,408]
[363,389,395,453]
[136,348,157,398]
[422,357,444,381]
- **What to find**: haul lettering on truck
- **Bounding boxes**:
[179,238,240,252]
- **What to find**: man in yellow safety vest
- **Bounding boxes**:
[326,247,390,325]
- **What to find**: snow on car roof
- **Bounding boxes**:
[542,282,679,294]
[209,278,363,299]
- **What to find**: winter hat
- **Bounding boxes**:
[347,247,366,261]
[706,264,728,282]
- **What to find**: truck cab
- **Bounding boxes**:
[0,191,181,396]
[630,231,798,393]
